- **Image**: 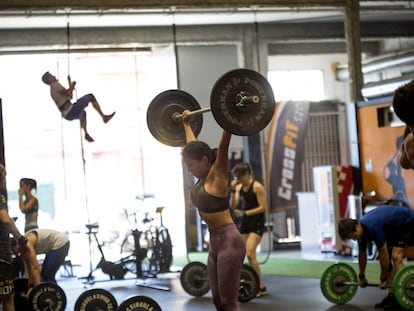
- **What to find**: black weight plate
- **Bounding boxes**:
[210,68,275,136]
[320,263,358,305]
[74,288,118,311]
[117,295,162,311]
[147,89,203,147]
[13,277,29,295]
[393,265,414,310]
[28,282,67,311]
[180,261,210,297]
[13,278,32,311]
[239,264,259,302]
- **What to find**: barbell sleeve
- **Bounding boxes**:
[236,94,260,107]
[172,107,212,121]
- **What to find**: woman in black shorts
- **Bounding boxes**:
[230,162,267,297]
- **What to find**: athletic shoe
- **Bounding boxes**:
[256,287,267,298]
[374,293,394,309]
[383,295,404,310]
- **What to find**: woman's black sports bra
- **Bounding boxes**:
[23,201,38,215]
[191,179,229,213]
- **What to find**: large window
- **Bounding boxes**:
[0,49,187,263]
[268,70,325,102]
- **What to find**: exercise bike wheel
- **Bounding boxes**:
[148,227,173,274]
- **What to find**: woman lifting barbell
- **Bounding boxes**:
[181,109,246,311]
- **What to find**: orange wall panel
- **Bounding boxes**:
[357,102,413,208]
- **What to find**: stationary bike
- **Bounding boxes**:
[121,204,173,277]
[81,223,144,282]
[81,194,173,283]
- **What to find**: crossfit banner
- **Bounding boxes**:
[266,101,310,212]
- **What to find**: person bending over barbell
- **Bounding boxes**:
[338,205,414,310]
[12,228,70,290]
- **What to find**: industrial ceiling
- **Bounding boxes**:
[0,1,412,28]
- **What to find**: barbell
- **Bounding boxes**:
[146,68,276,147]
[14,278,67,311]
[320,262,414,310]
[179,261,260,302]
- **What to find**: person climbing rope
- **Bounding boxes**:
[41,71,115,142]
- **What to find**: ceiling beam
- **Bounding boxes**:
[0,0,347,10]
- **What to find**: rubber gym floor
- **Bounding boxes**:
[38,250,408,311]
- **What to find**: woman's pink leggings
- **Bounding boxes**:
[208,223,246,311]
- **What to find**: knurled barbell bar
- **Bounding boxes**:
[320,262,414,310]
[146,68,276,147]
[334,280,414,289]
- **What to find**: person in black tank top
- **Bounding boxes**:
[182,110,245,311]
[230,162,267,297]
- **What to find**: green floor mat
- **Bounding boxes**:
[173,252,381,281]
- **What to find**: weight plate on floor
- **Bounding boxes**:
[13,277,29,295]
[28,282,67,311]
[210,68,275,136]
[393,265,414,310]
[320,263,358,305]
[117,295,162,311]
[74,288,118,311]
[13,278,32,311]
[180,261,210,297]
[239,263,259,302]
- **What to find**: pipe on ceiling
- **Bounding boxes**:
[335,51,414,81]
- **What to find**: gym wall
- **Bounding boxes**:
[356,97,412,207]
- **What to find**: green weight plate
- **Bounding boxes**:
[393,265,414,310]
[320,263,358,305]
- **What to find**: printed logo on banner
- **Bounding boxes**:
[267,101,310,212]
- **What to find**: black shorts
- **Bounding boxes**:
[239,214,265,236]
[0,261,14,299]
[389,219,414,248]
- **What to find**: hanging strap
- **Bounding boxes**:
[172,22,181,90]
[66,18,71,75]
